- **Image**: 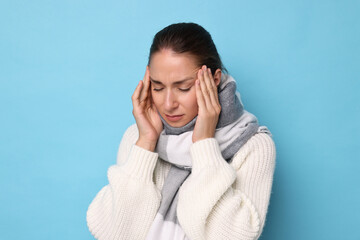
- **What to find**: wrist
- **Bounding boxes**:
[136,138,156,152]
[192,132,215,143]
[193,136,212,143]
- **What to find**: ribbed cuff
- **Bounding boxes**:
[122,144,159,182]
[190,138,225,170]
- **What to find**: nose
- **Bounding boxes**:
[164,89,178,112]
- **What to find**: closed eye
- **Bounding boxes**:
[179,87,191,92]
[153,88,163,91]
[153,87,191,92]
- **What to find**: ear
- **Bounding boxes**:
[213,69,222,87]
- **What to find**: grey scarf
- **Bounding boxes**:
[145,73,272,240]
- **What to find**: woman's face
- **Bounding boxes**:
[149,49,200,127]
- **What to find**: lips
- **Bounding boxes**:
[165,114,184,122]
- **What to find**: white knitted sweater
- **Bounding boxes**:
[86,123,276,240]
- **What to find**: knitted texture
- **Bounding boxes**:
[87,124,276,240]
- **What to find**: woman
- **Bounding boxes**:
[87,22,276,240]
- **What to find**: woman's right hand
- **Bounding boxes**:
[132,66,163,152]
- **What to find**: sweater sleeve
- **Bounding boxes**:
[86,124,161,240]
[177,132,276,240]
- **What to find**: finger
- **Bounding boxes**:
[139,66,150,102]
[203,67,219,108]
[147,67,155,107]
[207,68,217,93]
[146,84,152,108]
[132,80,143,107]
[207,68,220,100]
[195,73,206,112]
[140,66,150,102]
[199,67,211,110]
[206,68,221,109]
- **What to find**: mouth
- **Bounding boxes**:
[165,114,184,122]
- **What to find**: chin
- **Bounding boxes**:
[165,117,193,128]
[165,121,183,128]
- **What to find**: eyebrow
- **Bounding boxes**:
[150,77,194,85]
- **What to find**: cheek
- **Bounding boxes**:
[181,91,198,110]
[151,93,162,109]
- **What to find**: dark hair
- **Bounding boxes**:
[148,22,228,76]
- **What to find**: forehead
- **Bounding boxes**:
[149,50,199,83]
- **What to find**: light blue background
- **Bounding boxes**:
[1,0,359,239]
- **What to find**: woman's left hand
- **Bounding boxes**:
[192,65,221,143]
